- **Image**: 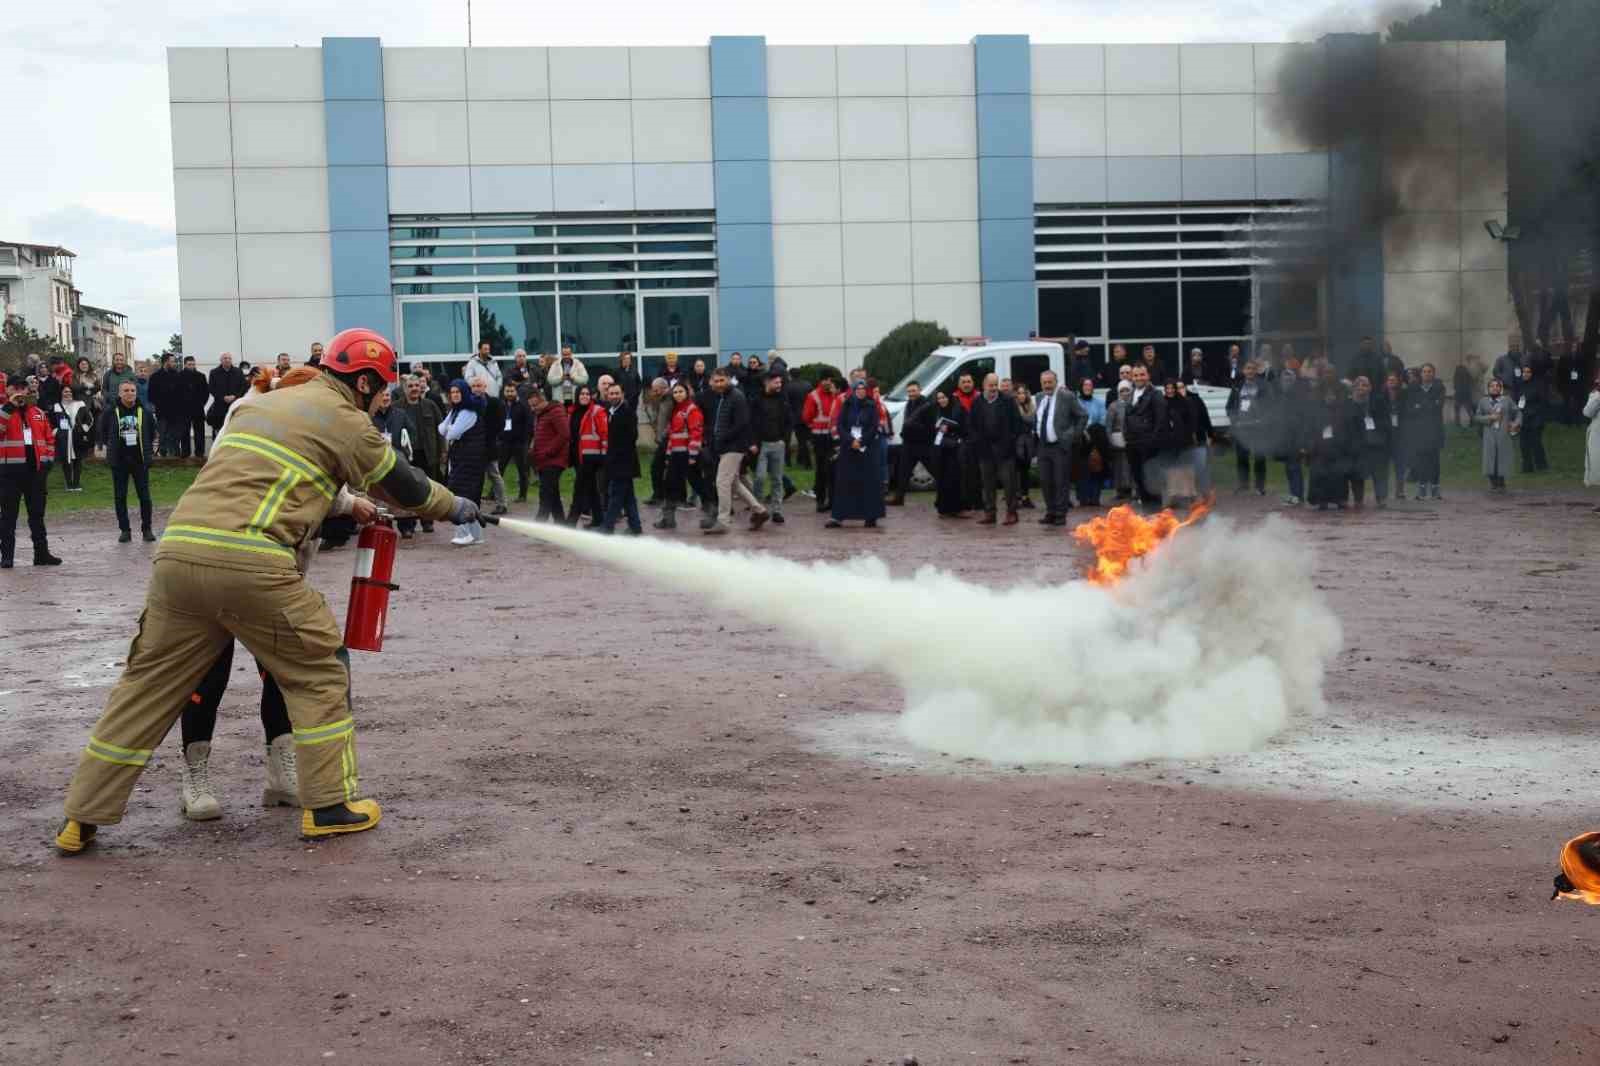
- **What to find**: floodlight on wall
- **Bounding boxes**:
[1483,220,1522,242]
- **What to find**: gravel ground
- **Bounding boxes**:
[2,486,1599,1066]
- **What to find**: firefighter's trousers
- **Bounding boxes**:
[64,558,361,825]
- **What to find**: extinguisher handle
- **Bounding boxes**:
[479,513,501,526]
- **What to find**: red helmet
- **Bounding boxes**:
[324,328,399,384]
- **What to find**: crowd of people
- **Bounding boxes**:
[6,330,1600,569]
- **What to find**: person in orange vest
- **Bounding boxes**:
[571,386,610,527]
[0,374,61,568]
[655,382,707,530]
[801,377,841,513]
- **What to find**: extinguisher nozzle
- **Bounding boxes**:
[479,514,501,526]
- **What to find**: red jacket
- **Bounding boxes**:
[577,403,609,459]
[665,399,704,454]
[529,403,570,470]
[0,401,56,470]
[802,386,840,435]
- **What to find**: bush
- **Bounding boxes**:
[862,320,954,390]
[786,361,845,388]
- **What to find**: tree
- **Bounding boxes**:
[861,320,955,390]
[786,361,845,389]
[0,316,74,378]
[167,333,183,355]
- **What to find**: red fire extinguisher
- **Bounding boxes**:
[344,516,400,652]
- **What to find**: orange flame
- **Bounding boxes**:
[1554,832,1600,905]
[1071,497,1213,586]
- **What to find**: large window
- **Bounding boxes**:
[391,212,717,361]
[400,300,472,356]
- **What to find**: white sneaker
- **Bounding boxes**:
[1281,495,1302,507]
[179,741,222,821]
[469,521,486,545]
[262,734,298,807]
[450,529,472,546]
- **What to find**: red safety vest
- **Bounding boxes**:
[803,387,839,434]
[578,404,609,459]
[0,403,56,469]
[666,401,704,454]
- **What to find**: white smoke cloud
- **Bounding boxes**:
[503,513,1342,766]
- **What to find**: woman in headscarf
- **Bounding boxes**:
[1306,380,1358,510]
[51,385,95,492]
[1106,379,1134,501]
[1073,376,1109,508]
[826,378,886,529]
[1475,376,1520,493]
[439,378,487,545]
[931,390,966,518]
[567,384,609,527]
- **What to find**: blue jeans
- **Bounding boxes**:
[1282,457,1304,500]
[755,441,786,514]
[601,476,641,533]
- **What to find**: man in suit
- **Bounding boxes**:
[599,380,643,534]
[889,381,936,507]
[968,373,1026,526]
[206,353,247,449]
[1032,370,1088,526]
[1124,364,1166,509]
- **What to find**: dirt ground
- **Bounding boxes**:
[3,486,1599,1066]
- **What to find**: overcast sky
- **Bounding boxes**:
[1,0,1398,352]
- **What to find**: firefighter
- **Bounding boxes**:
[57,328,481,854]
[1,374,62,568]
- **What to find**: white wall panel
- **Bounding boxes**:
[1460,270,1510,330]
[844,284,913,347]
[234,168,329,233]
[629,46,710,98]
[842,223,912,285]
[169,48,229,102]
[767,46,837,97]
[388,165,472,213]
[1105,96,1181,156]
[1033,96,1107,157]
[1459,211,1506,272]
[908,96,977,159]
[1104,45,1180,93]
[631,99,713,163]
[837,45,907,96]
[910,221,980,284]
[466,48,549,99]
[182,299,242,360]
[775,286,845,348]
[549,47,631,99]
[841,160,910,222]
[772,224,844,286]
[769,98,839,160]
[1380,42,1458,93]
[1384,272,1460,333]
[230,103,327,167]
[1389,153,1459,211]
[171,103,233,168]
[913,282,981,334]
[383,47,466,100]
[241,298,335,359]
[1383,213,1460,273]
[552,164,635,212]
[907,45,973,95]
[1459,41,1506,95]
[384,101,469,166]
[470,165,555,213]
[1179,44,1254,93]
[228,47,323,101]
[1032,44,1106,94]
[770,161,841,223]
[467,100,552,165]
[909,158,978,221]
[549,100,633,164]
[1180,94,1254,155]
[1254,43,1321,94]
[1255,95,1317,154]
[633,163,713,210]
[173,169,236,235]
[839,97,908,160]
[1460,151,1508,211]
[177,235,239,300]
[237,233,333,299]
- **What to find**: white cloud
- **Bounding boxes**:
[0,0,1390,353]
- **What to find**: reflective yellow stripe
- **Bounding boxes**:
[86,737,151,767]
[362,445,396,490]
[248,466,301,536]
[341,741,358,801]
[162,524,295,559]
[216,434,336,499]
[293,717,355,745]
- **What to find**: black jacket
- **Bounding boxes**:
[480,395,505,451]
[1124,385,1166,450]
[148,366,180,416]
[207,365,248,427]
[710,387,753,455]
[500,399,533,446]
[604,401,640,479]
[751,390,793,443]
[900,395,937,446]
[178,369,209,418]
[100,401,156,468]
[615,364,643,409]
[373,406,418,462]
[1182,391,1214,446]
[1161,392,1193,453]
[1403,382,1446,453]
[966,394,1025,461]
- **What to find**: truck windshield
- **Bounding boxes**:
[887,354,954,401]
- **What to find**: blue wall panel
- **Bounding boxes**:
[322,37,392,338]
[710,36,774,360]
[972,34,1036,339]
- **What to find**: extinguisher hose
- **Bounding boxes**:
[352,577,401,592]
